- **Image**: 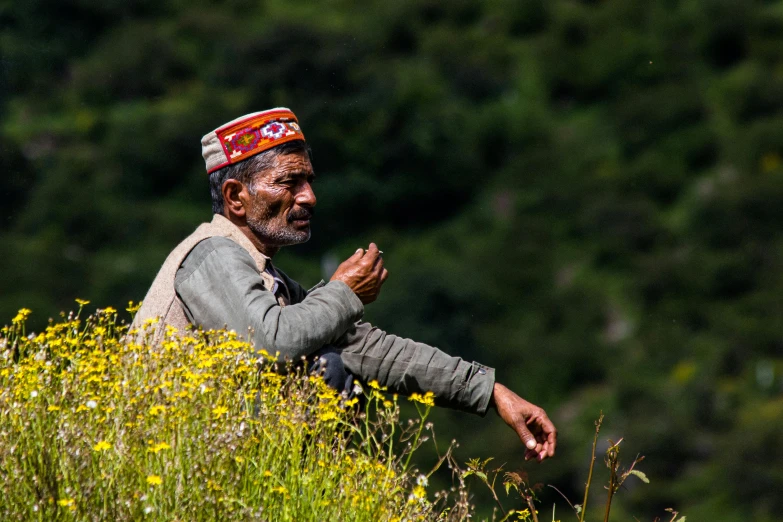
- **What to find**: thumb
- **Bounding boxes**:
[351,248,364,259]
[516,423,538,450]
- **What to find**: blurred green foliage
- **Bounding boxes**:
[2,0,783,519]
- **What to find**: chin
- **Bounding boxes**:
[249,221,311,246]
[281,230,311,245]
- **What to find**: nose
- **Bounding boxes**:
[295,181,316,208]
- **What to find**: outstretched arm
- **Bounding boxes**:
[491,383,557,461]
[336,320,556,455]
[336,321,497,415]
[332,243,557,457]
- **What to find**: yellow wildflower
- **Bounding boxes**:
[75,299,90,306]
[148,442,171,453]
[11,308,32,324]
[93,440,111,452]
[408,391,435,407]
[212,405,229,417]
[319,411,337,422]
[368,379,387,390]
[146,475,162,486]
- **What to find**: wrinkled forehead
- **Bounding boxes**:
[253,149,315,183]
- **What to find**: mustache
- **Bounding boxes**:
[287,207,314,222]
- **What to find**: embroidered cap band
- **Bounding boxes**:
[201,108,305,174]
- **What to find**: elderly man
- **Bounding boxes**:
[134,108,556,462]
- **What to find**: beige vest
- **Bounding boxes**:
[131,214,277,344]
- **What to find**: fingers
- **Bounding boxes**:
[372,255,385,278]
[524,440,551,462]
[363,242,383,267]
[546,427,557,457]
[352,243,384,264]
[363,243,387,281]
[365,242,379,258]
[528,413,557,457]
[380,268,389,284]
[515,422,538,451]
[525,415,557,461]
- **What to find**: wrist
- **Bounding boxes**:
[490,382,505,409]
[328,279,364,315]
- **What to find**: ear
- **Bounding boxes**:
[222,179,249,219]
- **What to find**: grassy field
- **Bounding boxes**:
[0,303,478,521]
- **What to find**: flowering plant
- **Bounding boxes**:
[0,302,471,521]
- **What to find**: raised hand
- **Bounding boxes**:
[330,242,389,304]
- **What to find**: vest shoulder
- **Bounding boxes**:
[189,236,244,256]
[179,236,250,273]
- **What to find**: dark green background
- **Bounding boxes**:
[3,1,783,519]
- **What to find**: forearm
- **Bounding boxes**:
[336,322,496,415]
[175,239,364,360]
[248,281,363,359]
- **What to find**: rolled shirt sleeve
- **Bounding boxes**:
[175,237,364,360]
[336,322,496,416]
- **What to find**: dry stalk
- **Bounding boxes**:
[580,412,604,522]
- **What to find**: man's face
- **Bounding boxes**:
[245,151,316,248]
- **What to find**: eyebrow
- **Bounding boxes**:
[274,169,315,181]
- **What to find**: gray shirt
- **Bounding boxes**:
[174,236,496,415]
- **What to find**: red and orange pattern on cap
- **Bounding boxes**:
[208,109,304,174]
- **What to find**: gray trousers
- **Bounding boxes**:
[309,346,357,397]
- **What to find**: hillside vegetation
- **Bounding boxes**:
[2,1,783,519]
[0,305,464,521]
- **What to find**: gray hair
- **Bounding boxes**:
[208,140,311,215]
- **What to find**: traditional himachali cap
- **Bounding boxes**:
[201,107,305,174]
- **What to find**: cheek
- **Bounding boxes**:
[253,188,290,219]
[269,200,286,219]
